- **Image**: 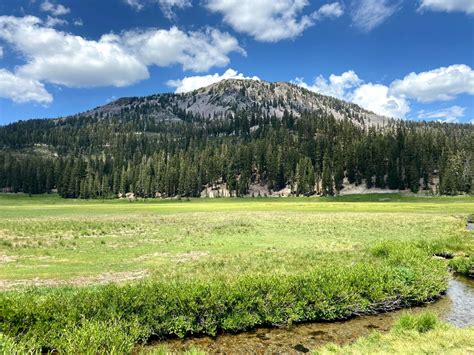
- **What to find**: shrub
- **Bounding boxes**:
[448,256,474,276]
[0,248,448,353]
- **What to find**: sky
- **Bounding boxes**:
[0,0,473,124]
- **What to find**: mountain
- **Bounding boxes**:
[83,79,388,126]
[0,79,472,198]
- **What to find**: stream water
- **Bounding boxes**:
[157,276,474,353]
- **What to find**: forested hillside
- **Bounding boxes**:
[0,79,472,198]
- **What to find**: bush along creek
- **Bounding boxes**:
[445,215,474,278]
[0,241,451,353]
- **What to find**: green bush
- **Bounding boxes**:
[448,256,474,276]
[0,246,448,353]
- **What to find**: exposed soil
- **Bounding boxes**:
[134,251,209,263]
[0,270,148,290]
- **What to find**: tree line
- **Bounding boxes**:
[0,108,472,198]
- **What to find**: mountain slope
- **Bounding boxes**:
[0,79,472,199]
[83,79,389,126]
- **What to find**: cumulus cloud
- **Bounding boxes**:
[40,0,70,16]
[0,16,149,88]
[351,0,400,32]
[293,70,362,100]
[418,0,474,14]
[294,65,474,119]
[0,69,53,104]
[294,71,409,118]
[351,83,410,118]
[390,64,474,102]
[0,16,243,103]
[167,68,259,93]
[122,27,244,72]
[0,46,3,58]
[417,106,466,123]
[205,0,343,42]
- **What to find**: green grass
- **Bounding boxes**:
[1,193,472,283]
[315,313,474,354]
[0,193,473,352]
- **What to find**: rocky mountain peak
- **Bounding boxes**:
[84,79,389,126]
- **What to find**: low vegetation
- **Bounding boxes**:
[0,194,473,352]
[316,313,474,354]
[449,256,474,277]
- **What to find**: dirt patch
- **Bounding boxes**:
[0,270,148,290]
[175,251,209,263]
[134,252,172,261]
[0,254,17,263]
[339,183,403,196]
[135,251,209,263]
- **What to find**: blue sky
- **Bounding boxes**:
[0,0,473,124]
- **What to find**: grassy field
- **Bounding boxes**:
[0,193,473,352]
[1,193,473,285]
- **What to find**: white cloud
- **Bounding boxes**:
[159,0,192,19]
[390,64,474,102]
[351,0,400,32]
[0,16,243,94]
[167,68,259,93]
[0,69,53,104]
[351,83,410,118]
[124,0,191,18]
[0,46,3,58]
[73,18,83,26]
[294,71,410,118]
[313,2,345,20]
[0,16,149,88]
[40,0,70,16]
[205,0,343,42]
[106,95,118,103]
[417,106,466,123]
[293,70,362,100]
[418,0,474,14]
[125,0,144,11]
[122,26,244,72]
[295,65,474,119]
[45,15,68,27]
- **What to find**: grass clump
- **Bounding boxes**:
[316,313,474,354]
[449,256,474,276]
[393,312,439,333]
[0,333,28,354]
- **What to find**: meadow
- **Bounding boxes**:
[0,194,473,352]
